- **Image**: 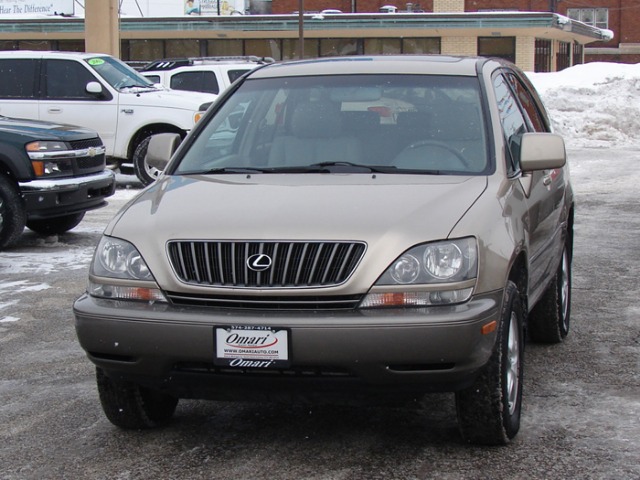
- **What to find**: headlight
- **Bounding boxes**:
[92,236,153,280]
[376,237,477,285]
[89,236,166,302]
[26,140,68,155]
[360,237,477,308]
[27,141,73,178]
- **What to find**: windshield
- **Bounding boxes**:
[85,56,155,90]
[175,74,489,175]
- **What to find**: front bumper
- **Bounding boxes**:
[19,170,116,219]
[73,289,503,401]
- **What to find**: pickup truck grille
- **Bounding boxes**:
[167,240,366,288]
[69,138,103,150]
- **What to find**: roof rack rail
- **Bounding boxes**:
[141,56,275,71]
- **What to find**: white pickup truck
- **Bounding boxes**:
[0,51,216,185]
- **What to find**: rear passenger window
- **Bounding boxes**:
[0,59,37,98]
[228,69,251,83]
[171,71,219,94]
[44,60,100,99]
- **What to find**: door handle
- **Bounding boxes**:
[47,107,62,114]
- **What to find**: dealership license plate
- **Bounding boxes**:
[215,326,290,368]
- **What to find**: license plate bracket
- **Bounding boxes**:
[214,325,290,368]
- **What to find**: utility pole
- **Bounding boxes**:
[298,0,304,59]
[84,0,120,57]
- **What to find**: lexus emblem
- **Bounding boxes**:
[247,253,272,272]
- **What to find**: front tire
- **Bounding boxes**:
[0,174,26,249]
[133,136,162,186]
[528,245,571,343]
[455,281,524,445]
[26,212,85,235]
[96,368,178,429]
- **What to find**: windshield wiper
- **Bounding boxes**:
[200,167,274,174]
[307,162,399,173]
[119,84,157,90]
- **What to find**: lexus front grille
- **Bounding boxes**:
[167,240,366,288]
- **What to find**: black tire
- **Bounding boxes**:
[0,173,26,249]
[26,212,85,235]
[133,136,163,186]
[455,281,524,445]
[528,245,571,343]
[96,367,178,429]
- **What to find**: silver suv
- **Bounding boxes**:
[74,55,573,445]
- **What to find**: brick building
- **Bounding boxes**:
[272,0,640,63]
[0,0,622,70]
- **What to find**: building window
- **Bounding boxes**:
[567,8,608,29]
[364,38,402,54]
[282,39,319,60]
[478,37,516,64]
[206,39,243,57]
[245,39,282,59]
[320,38,361,56]
[165,39,200,58]
[402,38,441,54]
[128,40,164,61]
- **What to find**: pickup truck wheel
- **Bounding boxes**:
[528,245,571,343]
[133,136,162,186]
[455,281,524,445]
[26,212,85,235]
[96,367,178,429]
[0,174,26,249]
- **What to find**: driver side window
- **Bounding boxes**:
[493,73,528,174]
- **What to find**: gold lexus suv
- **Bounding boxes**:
[74,55,573,445]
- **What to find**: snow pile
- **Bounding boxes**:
[527,62,640,148]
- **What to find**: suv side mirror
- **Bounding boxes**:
[520,133,566,171]
[147,133,182,170]
[86,81,104,95]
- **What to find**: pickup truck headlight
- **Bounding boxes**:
[26,141,73,178]
[360,237,477,308]
[88,236,166,302]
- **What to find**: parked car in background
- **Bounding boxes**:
[140,56,274,95]
[0,51,216,186]
[74,55,573,446]
[0,115,115,249]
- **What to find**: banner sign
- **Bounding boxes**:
[185,0,244,16]
[0,0,74,16]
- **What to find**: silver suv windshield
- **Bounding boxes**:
[85,56,156,90]
[175,74,489,175]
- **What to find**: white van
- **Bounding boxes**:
[0,51,216,185]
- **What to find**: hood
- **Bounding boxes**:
[108,174,488,292]
[0,115,98,141]
[118,87,216,110]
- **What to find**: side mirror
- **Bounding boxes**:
[146,133,182,170]
[86,81,103,95]
[520,133,566,171]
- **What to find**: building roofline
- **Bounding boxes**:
[0,11,610,44]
